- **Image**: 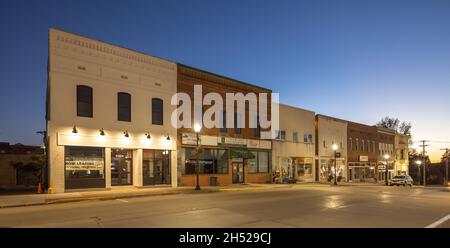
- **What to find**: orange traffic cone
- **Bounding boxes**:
[37,183,43,194]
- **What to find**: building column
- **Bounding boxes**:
[133,149,143,187]
[171,150,178,187]
[105,148,111,189]
[49,134,65,193]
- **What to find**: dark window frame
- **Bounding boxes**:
[152,98,164,125]
[117,92,131,122]
[76,85,93,118]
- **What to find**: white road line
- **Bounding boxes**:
[116,199,129,203]
[426,214,450,228]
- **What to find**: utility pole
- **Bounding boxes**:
[441,148,449,186]
[419,140,429,186]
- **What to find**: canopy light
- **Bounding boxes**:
[145,133,151,139]
[99,128,105,136]
[72,125,78,134]
[124,131,129,138]
[166,135,171,141]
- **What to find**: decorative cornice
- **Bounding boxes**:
[50,29,176,76]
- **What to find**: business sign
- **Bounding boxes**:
[65,157,104,171]
[359,156,369,162]
[335,152,342,158]
[219,137,247,147]
[182,133,200,145]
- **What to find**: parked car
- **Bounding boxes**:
[390,175,414,186]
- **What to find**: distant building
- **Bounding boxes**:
[272,104,315,183]
[0,142,43,188]
[315,115,348,182]
[347,122,378,183]
[394,133,410,176]
[377,127,396,182]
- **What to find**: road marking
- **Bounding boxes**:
[116,199,128,203]
[426,214,450,228]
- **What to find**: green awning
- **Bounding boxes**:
[230,149,256,159]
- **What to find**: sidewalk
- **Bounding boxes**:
[0,184,273,208]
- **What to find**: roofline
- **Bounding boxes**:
[50,28,272,93]
[316,114,349,124]
[49,27,178,65]
[177,63,272,92]
[279,103,315,115]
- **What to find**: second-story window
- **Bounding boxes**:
[118,92,131,122]
[76,85,93,117]
[220,111,227,133]
[152,98,163,125]
[254,116,261,137]
[349,138,353,150]
[234,112,241,134]
[293,132,298,143]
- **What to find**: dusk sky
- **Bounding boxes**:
[1,0,449,162]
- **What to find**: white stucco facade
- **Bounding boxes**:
[272,104,316,182]
[394,133,410,175]
[47,29,178,193]
[316,115,348,182]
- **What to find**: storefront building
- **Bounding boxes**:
[47,29,178,193]
[377,127,396,182]
[394,133,410,176]
[176,65,272,186]
[347,122,378,183]
[272,104,315,183]
[315,115,348,182]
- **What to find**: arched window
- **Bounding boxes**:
[118,92,131,122]
[152,98,163,125]
[76,85,93,117]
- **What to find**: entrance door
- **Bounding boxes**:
[232,163,244,183]
[111,149,133,186]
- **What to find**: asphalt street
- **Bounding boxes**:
[0,184,449,228]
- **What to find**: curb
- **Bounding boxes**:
[0,188,220,209]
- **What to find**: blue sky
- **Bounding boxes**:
[0,0,449,161]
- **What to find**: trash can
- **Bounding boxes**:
[210,176,218,186]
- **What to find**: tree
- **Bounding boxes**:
[10,155,45,186]
[376,116,412,136]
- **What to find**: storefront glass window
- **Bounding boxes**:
[183,148,228,174]
[258,151,269,173]
[65,146,105,189]
[143,149,171,185]
[247,151,258,173]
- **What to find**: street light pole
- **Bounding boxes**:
[415,160,422,185]
[384,154,390,186]
[194,123,202,191]
[440,148,449,186]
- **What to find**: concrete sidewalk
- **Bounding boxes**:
[0,184,275,208]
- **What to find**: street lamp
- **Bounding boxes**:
[194,123,202,191]
[332,144,339,185]
[384,154,390,186]
[415,160,422,185]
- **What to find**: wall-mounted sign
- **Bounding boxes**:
[65,158,104,171]
[182,133,200,145]
[219,137,247,147]
[359,156,369,162]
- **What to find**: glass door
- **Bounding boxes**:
[111,149,133,186]
[232,163,244,183]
